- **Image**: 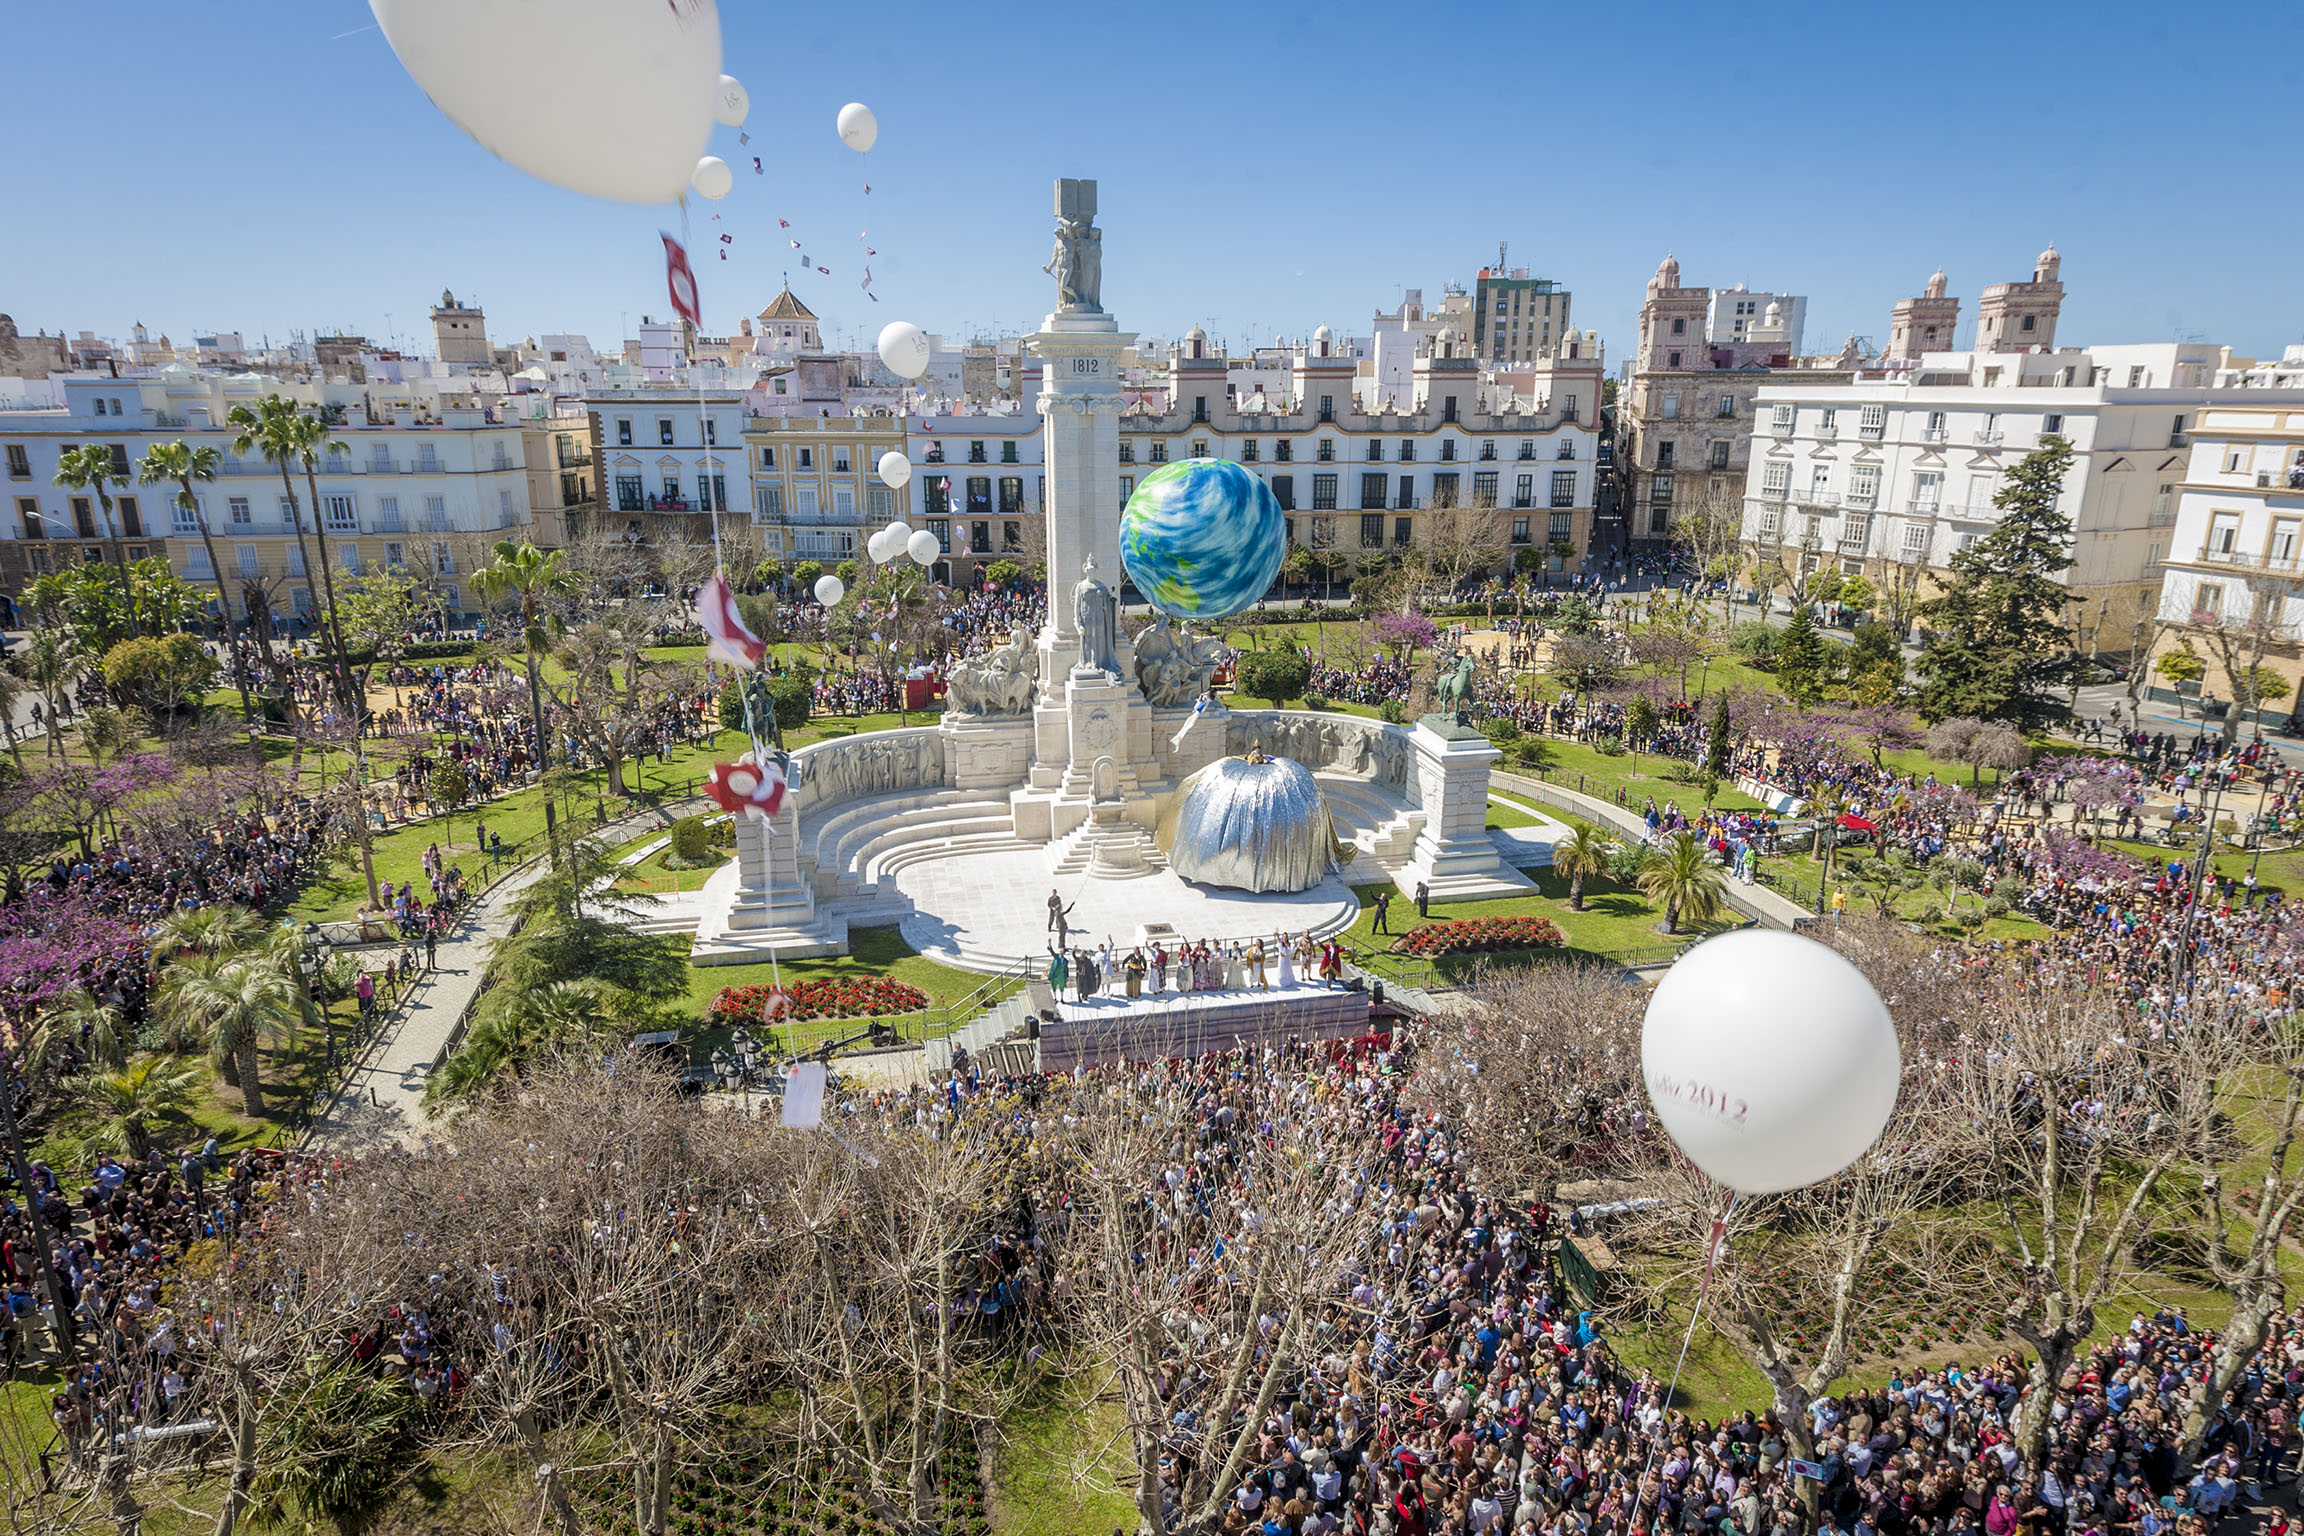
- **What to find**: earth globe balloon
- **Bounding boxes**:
[1118,458,1287,622]
[370,0,720,205]
[1641,929,1900,1195]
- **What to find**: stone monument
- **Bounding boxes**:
[1006,177,1158,841]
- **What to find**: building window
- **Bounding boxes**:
[1661,393,1680,421]
[1549,511,1572,543]
[1439,438,1456,462]
[617,476,644,511]
[1717,395,1735,418]
[831,447,849,472]
[867,486,893,519]
[1902,522,1930,558]
[1511,516,1530,544]
[1241,439,1259,462]
[1001,441,1018,463]
[324,494,356,531]
[923,441,943,463]
[1395,475,1416,510]
[1550,471,1576,508]
[1848,465,1881,509]
[704,418,718,445]
[798,447,813,470]
[1274,439,1293,462]
[969,520,990,553]
[968,441,987,463]
[1860,403,1887,436]
[4,446,26,478]
[1150,442,1168,463]
[1668,351,1682,368]
[999,477,1024,516]
[1359,473,1388,510]
[1472,471,1498,507]
[966,477,992,515]
[1359,514,1385,549]
[1772,404,1795,432]
[1367,440,1384,462]
[1671,318,1686,335]
[1655,442,1675,470]
[1191,441,1208,458]
[1709,441,1730,470]
[1650,472,1674,506]
[1393,517,1413,547]
[2043,414,2063,436]
[1318,395,1335,421]
[1317,439,1335,462]
[658,418,674,445]
[759,446,776,469]
[1119,441,1134,463]
[927,518,949,552]
[116,496,141,537]
[1649,506,1670,535]
[1118,476,1134,509]
[1312,473,1338,510]
[2020,315,2036,333]
[1272,474,1295,510]
[1002,520,1022,551]
[1515,474,1534,508]
[1431,473,1458,508]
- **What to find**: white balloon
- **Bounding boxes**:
[876,450,912,489]
[866,529,897,564]
[691,155,732,200]
[713,74,749,127]
[876,320,930,381]
[1641,929,1900,1195]
[371,0,719,205]
[813,575,844,606]
[907,529,940,566]
[836,101,878,153]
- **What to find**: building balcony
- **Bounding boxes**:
[1769,420,1794,438]
[1814,423,1839,441]
[1844,494,1879,512]
[646,496,693,512]
[1921,428,1948,444]
[1796,491,1841,508]
[1904,500,1944,518]
[1973,430,2005,445]
[1858,423,1885,440]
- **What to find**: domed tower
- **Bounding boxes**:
[1637,254,1708,373]
[1888,267,1961,362]
[430,288,490,367]
[1978,245,2066,354]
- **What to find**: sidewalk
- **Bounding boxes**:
[309,797,702,1152]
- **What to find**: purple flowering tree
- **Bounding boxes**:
[1373,609,1438,668]
[0,886,145,1024]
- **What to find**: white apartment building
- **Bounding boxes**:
[0,369,534,625]
[2145,405,2304,715]
[1708,287,1807,356]
[582,390,751,547]
[908,410,1045,580]
[1737,343,2303,641]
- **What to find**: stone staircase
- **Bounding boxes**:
[920,989,1041,1075]
[805,788,1035,918]
[1318,774,1424,869]
[1045,810,1168,881]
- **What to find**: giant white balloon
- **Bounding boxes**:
[876,321,930,381]
[691,155,732,200]
[836,101,878,153]
[713,74,749,127]
[907,529,940,566]
[813,575,844,606]
[1641,929,1900,1195]
[876,450,912,489]
[866,528,898,564]
[370,0,720,205]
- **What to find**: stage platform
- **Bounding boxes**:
[930,974,1378,1075]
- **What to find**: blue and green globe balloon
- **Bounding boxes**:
[1118,458,1286,621]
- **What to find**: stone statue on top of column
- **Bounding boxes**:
[1073,556,1119,679]
[1044,178,1103,314]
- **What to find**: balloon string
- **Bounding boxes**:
[1628,1189,1738,1533]
[679,195,783,1011]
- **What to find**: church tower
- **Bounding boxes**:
[1887,268,1961,362]
[1636,255,1709,372]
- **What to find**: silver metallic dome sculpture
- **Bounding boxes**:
[1155,752,1350,894]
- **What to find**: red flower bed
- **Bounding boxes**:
[708,976,928,1025]
[1392,915,1564,957]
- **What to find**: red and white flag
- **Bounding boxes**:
[661,232,700,328]
[695,572,765,669]
[704,756,789,822]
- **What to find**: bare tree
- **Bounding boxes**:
[1942,970,2242,1459]
[1672,493,1746,627]
[1406,960,1647,1207]
[2177,568,2304,742]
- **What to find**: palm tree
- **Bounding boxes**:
[50,443,134,614]
[428,979,610,1105]
[288,410,361,714]
[20,986,127,1076]
[228,396,331,698]
[184,958,313,1119]
[1553,823,1614,913]
[66,1057,202,1161]
[140,439,261,742]
[1637,830,1726,936]
[158,902,264,963]
[472,538,584,878]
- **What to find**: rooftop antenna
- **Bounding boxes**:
[1497,239,1507,273]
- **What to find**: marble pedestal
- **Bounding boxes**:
[691,800,850,963]
[1012,664,1160,841]
[942,713,1036,793]
[1394,716,1536,904]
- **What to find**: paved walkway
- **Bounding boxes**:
[309,798,701,1153]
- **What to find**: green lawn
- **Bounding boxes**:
[682,925,1017,1052]
[614,835,725,894]
[1345,863,1736,975]
[991,1370,1138,1536]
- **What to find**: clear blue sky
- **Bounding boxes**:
[7,1,2299,364]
